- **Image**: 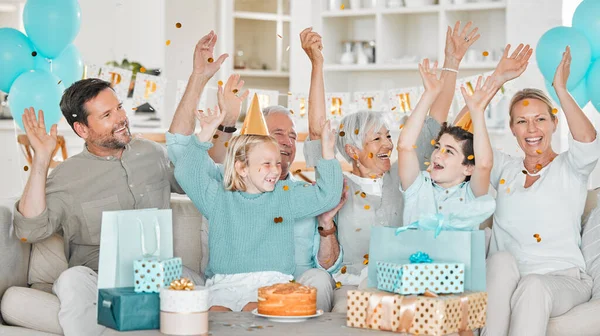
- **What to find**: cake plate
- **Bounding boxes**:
[251,309,324,323]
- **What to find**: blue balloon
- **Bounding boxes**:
[23,0,81,58]
[536,27,592,90]
[34,45,84,88]
[8,70,66,133]
[573,0,600,60]
[0,28,36,93]
[544,80,590,109]
[588,59,600,113]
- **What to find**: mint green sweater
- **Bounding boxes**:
[167,134,343,278]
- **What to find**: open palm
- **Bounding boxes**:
[218,74,249,124]
[419,59,443,95]
[196,106,225,133]
[461,76,496,114]
[445,21,480,63]
[193,31,228,78]
[552,46,571,90]
[494,44,532,84]
[22,107,57,161]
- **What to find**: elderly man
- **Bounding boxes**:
[169,43,344,314]
[6,31,226,336]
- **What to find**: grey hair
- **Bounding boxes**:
[336,111,391,163]
[262,105,292,118]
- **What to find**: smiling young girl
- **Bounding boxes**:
[397,59,496,231]
[166,97,343,312]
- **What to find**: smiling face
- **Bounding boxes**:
[236,141,282,194]
[354,126,393,176]
[265,112,297,180]
[429,133,474,188]
[510,98,557,157]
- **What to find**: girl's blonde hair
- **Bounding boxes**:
[509,88,556,124]
[223,134,280,191]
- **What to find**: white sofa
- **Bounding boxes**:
[1,192,600,335]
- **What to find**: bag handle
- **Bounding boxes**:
[138,218,161,258]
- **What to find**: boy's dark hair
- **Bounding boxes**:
[435,122,475,180]
[60,79,113,134]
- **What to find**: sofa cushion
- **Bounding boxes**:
[28,234,68,285]
[0,286,62,335]
[170,196,205,275]
[582,190,600,299]
[547,299,600,336]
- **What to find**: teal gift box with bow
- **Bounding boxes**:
[376,252,465,295]
[132,218,182,293]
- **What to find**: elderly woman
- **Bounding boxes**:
[299,23,480,311]
[456,46,598,336]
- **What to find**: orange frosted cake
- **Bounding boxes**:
[257,282,317,316]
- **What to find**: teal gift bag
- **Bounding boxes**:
[367,227,486,292]
[97,287,159,331]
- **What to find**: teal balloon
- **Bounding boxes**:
[34,45,84,88]
[23,0,81,58]
[573,0,600,60]
[8,70,66,133]
[0,28,36,93]
[588,59,600,112]
[536,27,592,90]
[545,80,590,109]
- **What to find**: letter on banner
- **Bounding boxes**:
[353,91,383,111]
[99,66,132,102]
[287,92,309,133]
[132,73,167,119]
[84,64,101,79]
[326,92,350,123]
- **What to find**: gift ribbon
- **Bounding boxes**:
[395,213,445,238]
[138,218,161,258]
[366,293,417,332]
[409,251,433,263]
[458,296,474,336]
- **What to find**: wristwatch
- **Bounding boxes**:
[318,222,337,237]
[217,124,237,133]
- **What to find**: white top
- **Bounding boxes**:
[489,136,600,275]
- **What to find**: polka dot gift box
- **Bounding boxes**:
[133,257,182,293]
[376,261,465,295]
[346,289,487,335]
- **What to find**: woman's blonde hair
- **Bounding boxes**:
[509,88,556,124]
[223,134,280,191]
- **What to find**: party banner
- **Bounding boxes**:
[99,66,132,101]
[387,86,422,125]
[132,73,167,117]
[246,89,279,112]
[287,92,309,133]
[84,63,102,79]
[326,92,351,123]
[353,91,384,111]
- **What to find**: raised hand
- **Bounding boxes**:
[444,21,480,64]
[193,31,229,78]
[195,105,226,142]
[300,27,324,64]
[493,43,533,84]
[552,46,571,91]
[419,59,444,96]
[22,108,58,164]
[218,74,249,125]
[320,119,336,160]
[460,76,497,115]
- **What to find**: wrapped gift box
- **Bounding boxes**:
[377,261,465,295]
[133,257,182,293]
[346,289,487,335]
[97,287,159,331]
[160,282,209,336]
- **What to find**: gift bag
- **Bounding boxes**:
[367,227,485,292]
[132,218,182,293]
[97,209,174,290]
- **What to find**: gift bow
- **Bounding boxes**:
[409,251,433,263]
[395,213,445,238]
[169,278,195,291]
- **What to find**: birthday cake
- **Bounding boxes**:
[257,282,317,316]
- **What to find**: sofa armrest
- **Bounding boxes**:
[0,203,31,325]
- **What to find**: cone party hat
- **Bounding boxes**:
[240,93,269,136]
[455,111,474,133]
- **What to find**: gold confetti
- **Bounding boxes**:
[166,40,171,46]
[290,109,294,114]
[57,80,62,85]
[353,154,359,160]
[413,145,418,149]
[175,22,182,28]
[31,51,37,57]
[441,147,446,153]
[364,205,370,210]
[283,185,289,191]
[273,217,283,223]
[20,237,27,242]
[536,149,542,154]
[140,67,146,73]
[277,34,283,39]
[339,123,344,129]
[523,100,529,106]
[287,92,292,95]
[354,128,359,135]
[399,124,404,129]
[218,80,223,86]
[289,279,295,283]
[213,134,219,139]
[370,174,377,179]
[341,266,347,274]
[533,233,540,238]
[424,162,430,166]
[132,107,138,111]
[360,192,366,198]
[500,179,506,184]
[339,131,346,137]
[363,259,369,265]
[536,237,542,243]
[391,106,397,111]
[335,281,342,289]
[23,165,30,171]
[368,153,374,158]
[354,190,360,195]
[535,164,542,170]
[482,51,489,57]
[468,155,474,160]
[506,187,511,193]
[340,4,345,9]
[364,254,369,259]
[295,169,302,174]
[355,228,362,232]
[232,89,239,94]
[552,108,558,114]
[430,139,436,146]
[224,141,229,147]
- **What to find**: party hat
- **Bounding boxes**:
[455,111,474,133]
[240,94,269,136]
